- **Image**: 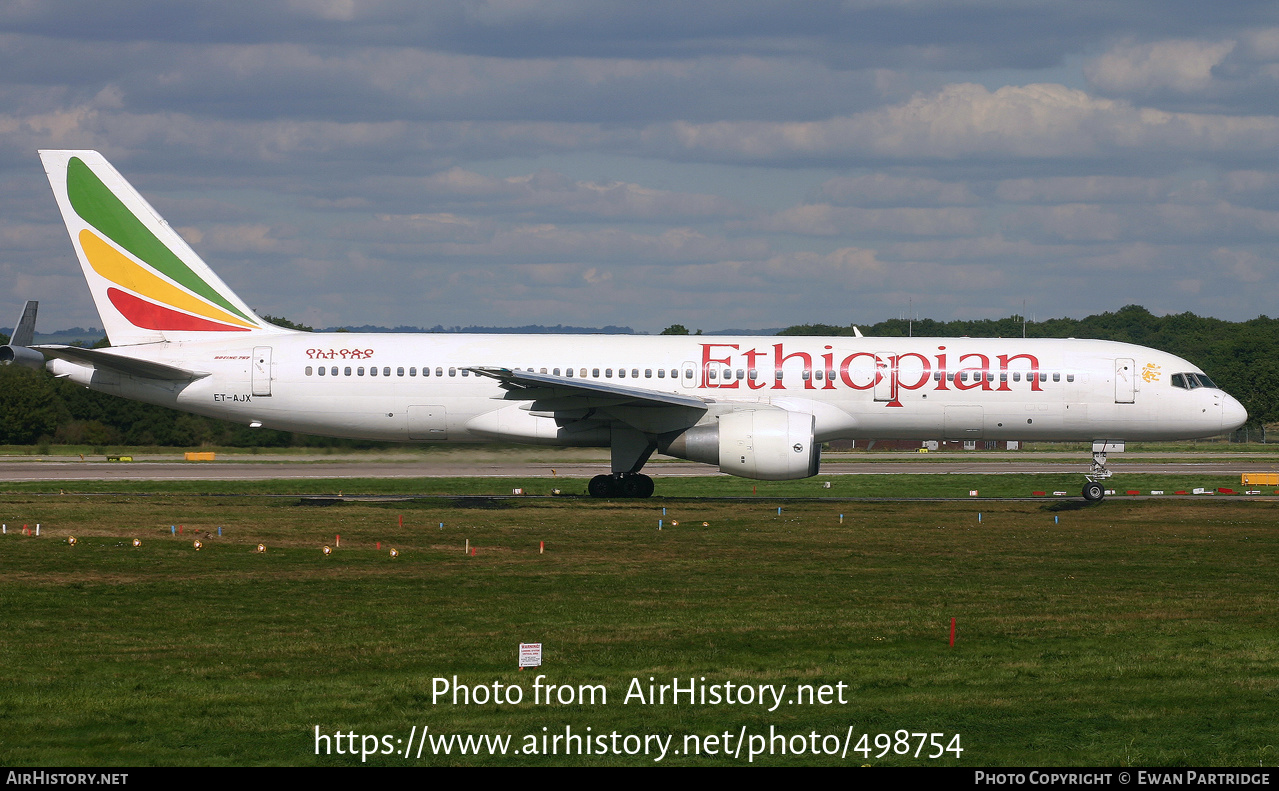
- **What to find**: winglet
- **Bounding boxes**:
[8,300,37,347]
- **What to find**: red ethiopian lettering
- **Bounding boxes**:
[895,352,932,390]
[773,344,814,390]
[954,353,991,391]
[998,353,1042,391]
[743,349,768,390]
[839,352,878,390]
[700,343,739,389]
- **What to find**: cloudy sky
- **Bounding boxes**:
[3,1,1279,333]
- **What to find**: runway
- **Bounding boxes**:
[1,453,1274,482]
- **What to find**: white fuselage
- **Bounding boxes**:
[48,333,1246,447]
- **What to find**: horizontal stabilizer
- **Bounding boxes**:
[35,344,209,382]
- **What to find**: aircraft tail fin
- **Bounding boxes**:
[38,150,290,346]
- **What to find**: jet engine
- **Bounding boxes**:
[0,344,46,371]
[662,409,820,480]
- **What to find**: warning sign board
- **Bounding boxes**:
[519,643,542,668]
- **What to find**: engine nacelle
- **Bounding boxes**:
[0,345,46,371]
[664,409,820,480]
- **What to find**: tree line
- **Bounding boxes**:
[0,304,1271,447]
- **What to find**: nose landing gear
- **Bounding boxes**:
[1082,480,1105,502]
[1081,441,1123,502]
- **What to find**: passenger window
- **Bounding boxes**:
[632,369,639,378]
[748,369,757,380]
[1039,373,1047,383]
[540,368,547,374]
[959,372,968,382]
[1012,372,1020,382]
[709,369,717,380]
[358,367,365,376]
[619,368,627,378]
[384,367,391,377]
[775,370,783,381]
[658,369,666,378]
[331,367,338,376]
[1052,372,1060,382]
[672,369,679,379]
[606,368,613,378]
[593,368,600,377]
[933,371,942,381]
[461,369,469,377]
[565,368,574,377]
[370,367,377,376]
[686,368,695,379]
[305,366,313,376]
[436,367,443,377]
[645,369,652,378]
[317,366,325,377]
[449,367,456,377]
[1066,374,1074,382]
[738,369,746,380]
[986,372,994,382]
[999,373,1007,382]
[409,367,416,376]
[814,370,822,380]
[345,367,352,376]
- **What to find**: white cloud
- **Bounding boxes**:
[1085,39,1236,95]
[753,204,985,236]
[818,173,980,206]
[659,82,1279,163]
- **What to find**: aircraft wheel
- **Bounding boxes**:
[1081,481,1105,502]
[620,474,654,498]
[589,474,614,498]
[636,474,655,498]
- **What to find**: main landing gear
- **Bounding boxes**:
[589,473,655,498]
[1080,442,1121,502]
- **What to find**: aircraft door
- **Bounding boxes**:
[1115,358,1135,403]
[251,346,272,397]
[681,360,697,388]
[944,405,984,439]
[407,405,448,440]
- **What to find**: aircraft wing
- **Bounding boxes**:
[467,366,708,410]
[36,345,210,382]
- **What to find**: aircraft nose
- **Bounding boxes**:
[1222,393,1248,432]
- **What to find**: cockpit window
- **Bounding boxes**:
[1172,372,1217,390]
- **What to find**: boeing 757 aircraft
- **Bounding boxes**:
[0,150,1248,500]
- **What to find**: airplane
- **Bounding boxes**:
[0,150,1249,501]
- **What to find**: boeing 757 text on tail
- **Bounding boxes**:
[0,150,1248,499]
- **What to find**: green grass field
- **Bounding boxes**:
[1,480,1277,766]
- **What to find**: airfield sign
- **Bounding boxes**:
[519,643,543,669]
